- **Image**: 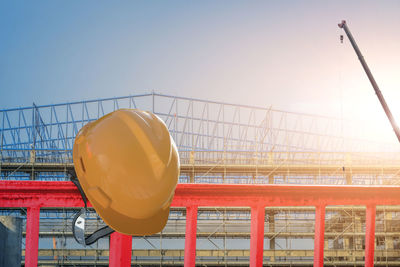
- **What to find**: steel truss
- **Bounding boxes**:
[2,93,400,266]
[1,93,396,165]
[2,93,400,185]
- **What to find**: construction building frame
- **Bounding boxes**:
[2,93,400,266]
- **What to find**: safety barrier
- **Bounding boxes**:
[2,181,400,267]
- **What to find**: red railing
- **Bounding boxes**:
[2,181,400,267]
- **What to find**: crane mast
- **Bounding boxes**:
[338,20,400,143]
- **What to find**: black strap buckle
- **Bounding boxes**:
[68,170,115,246]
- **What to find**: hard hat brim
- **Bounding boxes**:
[96,202,171,236]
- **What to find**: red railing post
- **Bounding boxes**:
[25,206,40,267]
[250,205,265,267]
[184,205,198,267]
[313,205,325,267]
[365,205,376,267]
[109,232,132,267]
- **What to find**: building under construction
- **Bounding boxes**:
[1,92,400,266]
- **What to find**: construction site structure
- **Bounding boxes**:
[2,93,400,266]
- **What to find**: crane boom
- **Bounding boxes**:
[338,20,400,143]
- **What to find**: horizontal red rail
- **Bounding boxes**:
[2,181,400,267]
[3,181,400,207]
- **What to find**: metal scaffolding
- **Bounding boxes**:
[1,93,400,266]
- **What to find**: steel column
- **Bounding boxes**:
[25,207,40,267]
[109,232,132,267]
[313,205,325,267]
[250,205,265,267]
[184,205,198,267]
[365,205,376,267]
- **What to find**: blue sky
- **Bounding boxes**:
[1,1,400,134]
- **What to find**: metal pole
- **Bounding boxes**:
[0,112,3,177]
[365,205,376,267]
[152,91,155,113]
[250,205,265,267]
[109,232,132,267]
[184,205,198,267]
[313,205,326,267]
[25,207,40,267]
[338,20,400,143]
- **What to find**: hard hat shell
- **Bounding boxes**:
[72,109,179,236]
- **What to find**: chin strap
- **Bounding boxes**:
[69,170,115,246]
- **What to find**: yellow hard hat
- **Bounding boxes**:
[72,109,179,236]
